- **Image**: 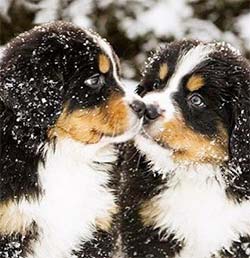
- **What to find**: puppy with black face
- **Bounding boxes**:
[0,21,144,258]
[119,40,250,258]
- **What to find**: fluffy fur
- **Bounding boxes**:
[0,21,142,258]
[119,40,250,258]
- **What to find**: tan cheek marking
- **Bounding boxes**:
[95,205,119,232]
[99,95,128,136]
[159,63,168,80]
[0,201,32,235]
[99,54,110,74]
[48,94,129,144]
[155,118,228,163]
[139,199,161,227]
[48,108,103,144]
[186,74,204,92]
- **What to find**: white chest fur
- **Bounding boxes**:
[24,139,117,258]
[152,165,250,258]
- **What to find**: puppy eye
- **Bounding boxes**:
[85,74,104,89]
[152,80,163,90]
[188,93,206,108]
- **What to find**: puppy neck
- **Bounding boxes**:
[20,137,117,257]
[134,134,177,176]
[43,137,117,166]
[134,134,222,181]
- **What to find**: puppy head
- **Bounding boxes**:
[136,40,250,169]
[0,21,142,148]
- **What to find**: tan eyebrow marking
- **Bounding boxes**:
[159,63,168,80]
[186,74,204,91]
[98,54,110,74]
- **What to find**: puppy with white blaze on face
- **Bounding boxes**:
[0,21,145,258]
[118,40,250,258]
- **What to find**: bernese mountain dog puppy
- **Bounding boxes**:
[0,21,145,258]
[119,40,250,258]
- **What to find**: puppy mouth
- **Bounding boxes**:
[49,94,144,144]
[140,128,169,149]
[101,117,143,143]
[140,126,179,153]
[140,120,229,164]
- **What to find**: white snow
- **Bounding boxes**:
[236,13,250,52]
[0,46,5,62]
[1,0,250,80]
[122,0,193,39]
[0,0,11,21]
[34,0,61,24]
[34,0,94,28]
[65,0,93,28]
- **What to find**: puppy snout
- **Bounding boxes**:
[144,104,161,122]
[130,100,146,118]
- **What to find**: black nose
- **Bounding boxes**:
[145,104,161,121]
[130,100,146,118]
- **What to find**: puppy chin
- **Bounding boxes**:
[143,115,165,135]
[101,111,143,145]
[134,133,177,174]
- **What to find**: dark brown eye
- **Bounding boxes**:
[85,73,104,89]
[188,93,206,108]
[152,79,163,90]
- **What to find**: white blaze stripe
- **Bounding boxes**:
[85,29,120,84]
[95,33,142,104]
[97,37,120,82]
[169,44,213,92]
[84,29,138,103]
[85,28,142,139]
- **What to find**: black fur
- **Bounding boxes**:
[0,222,38,258]
[220,236,250,258]
[0,21,123,258]
[73,229,116,258]
[119,40,250,258]
[118,142,184,258]
[138,40,250,201]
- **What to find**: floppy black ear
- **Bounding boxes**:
[0,38,65,130]
[227,81,250,200]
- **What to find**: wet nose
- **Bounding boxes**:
[130,100,146,118]
[145,104,161,121]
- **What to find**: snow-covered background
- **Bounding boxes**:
[0,0,250,84]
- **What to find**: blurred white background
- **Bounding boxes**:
[1,0,250,84]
